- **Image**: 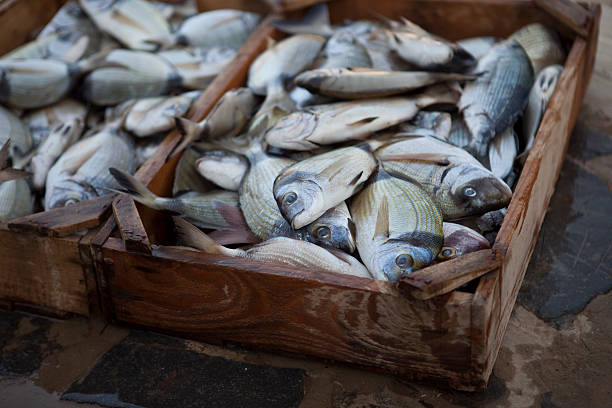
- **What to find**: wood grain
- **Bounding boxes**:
[112,196,151,254]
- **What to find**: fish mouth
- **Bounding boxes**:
[290,210,308,230]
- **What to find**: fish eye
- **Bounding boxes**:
[463,186,477,198]
[438,247,457,260]
[395,254,414,269]
[284,192,298,205]
[316,226,330,239]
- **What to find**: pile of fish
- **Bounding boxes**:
[0,0,260,221]
[111,4,567,282]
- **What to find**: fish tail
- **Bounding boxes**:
[173,216,241,257]
[108,167,162,209]
[271,3,334,37]
[173,117,204,154]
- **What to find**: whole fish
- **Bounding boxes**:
[374,135,512,220]
[22,98,88,147]
[0,105,32,160]
[456,36,498,59]
[295,68,475,99]
[509,24,565,75]
[351,168,443,280]
[146,9,260,50]
[173,144,213,196]
[40,1,100,39]
[31,119,84,190]
[437,222,490,262]
[521,64,562,160]
[79,0,171,51]
[158,46,236,90]
[265,84,460,150]
[123,91,201,137]
[81,49,181,105]
[45,121,134,209]
[488,127,517,179]
[0,56,100,108]
[195,150,249,191]
[174,217,371,278]
[0,179,33,222]
[173,87,259,153]
[399,111,452,141]
[247,34,326,95]
[273,146,376,229]
[459,40,534,159]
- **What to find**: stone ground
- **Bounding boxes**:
[2,4,612,408]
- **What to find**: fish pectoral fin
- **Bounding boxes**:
[378,153,451,166]
[373,196,390,239]
[347,117,378,127]
[348,171,363,186]
[319,160,347,182]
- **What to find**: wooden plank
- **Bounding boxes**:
[535,0,591,37]
[8,194,115,237]
[398,250,500,300]
[263,0,327,12]
[112,196,151,254]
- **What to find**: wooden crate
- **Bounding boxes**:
[0,0,271,317]
[93,0,600,390]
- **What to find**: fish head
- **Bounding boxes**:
[372,239,438,281]
[305,204,356,253]
[46,178,98,209]
[437,223,490,261]
[264,111,319,151]
[537,65,562,99]
[274,169,325,229]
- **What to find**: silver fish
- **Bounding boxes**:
[82,49,181,105]
[265,84,460,150]
[247,34,326,95]
[295,67,475,99]
[174,217,371,278]
[79,0,171,51]
[21,98,88,147]
[400,111,452,141]
[31,119,84,190]
[273,145,376,229]
[147,9,260,50]
[195,150,249,191]
[173,144,213,196]
[488,127,517,179]
[158,46,236,90]
[174,87,258,153]
[45,121,134,209]
[304,201,356,253]
[0,105,32,161]
[0,179,33,222]
[437,222,490,262]
[313,28,372,69]
[521,64,562,161]
[509,24,565,75]
[351,168,443,280]
[124,91,201,137]
[459,39,533,159]
[374,135,512,220]
[456,36,498,59]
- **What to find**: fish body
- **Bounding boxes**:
[265,84,460,150]
[488,127,517,179]
[437,222,490,262]
[195,150,249,191]
[510,24,565,75]
[456,36,498,59]
[460,40,534,159]
[134,136,163,168]
[0,179,33,222]
[400,111,452,141]
[448,115,471,148]
[247,34,326,95]
[79,0,171,51]
[0,105,32,160]
[313,29,372,69]
[149,9,259,50]
[124,91,201,137]
[22,98,88,147]
[274,145,376,229]
[158,46,235,90]
[374,135,512,220]
[351,168,443,280]
[173,145,213,195]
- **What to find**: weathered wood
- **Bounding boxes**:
[263,0,327,12]
[112,196,152,254]
[399,250,501,300]
[535,0,591,37]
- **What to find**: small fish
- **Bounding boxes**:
[0,105,32,161]
[399,111,452,141]
[173,87,258,153]
[0,179,33,222]
[374,135,512,220]
[351,168,443,280]
[488,127,517,179]
[21,98,88,147]
[123,91,201,137]
[436,222,490,262]
[81,49,181,105]
[146,9,260,50]
[247,34,326,96]
[460,39,533,159]
[274,145,376,229]
[510,24,565,75]
[295,68,475,99]
[456,36,498,59]
[174,217,370,278]
[195,150,249,191]
[158,46,236,90]
[265,84,460,150]
[173,144,214,196]
[31,119,84,190]
[79,0,171,51]
[45,120,134,209]
[521,65,562,161]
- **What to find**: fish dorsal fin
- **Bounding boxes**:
[374,196,390,239]
[378,153,451,166]
[319,160,346,182]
